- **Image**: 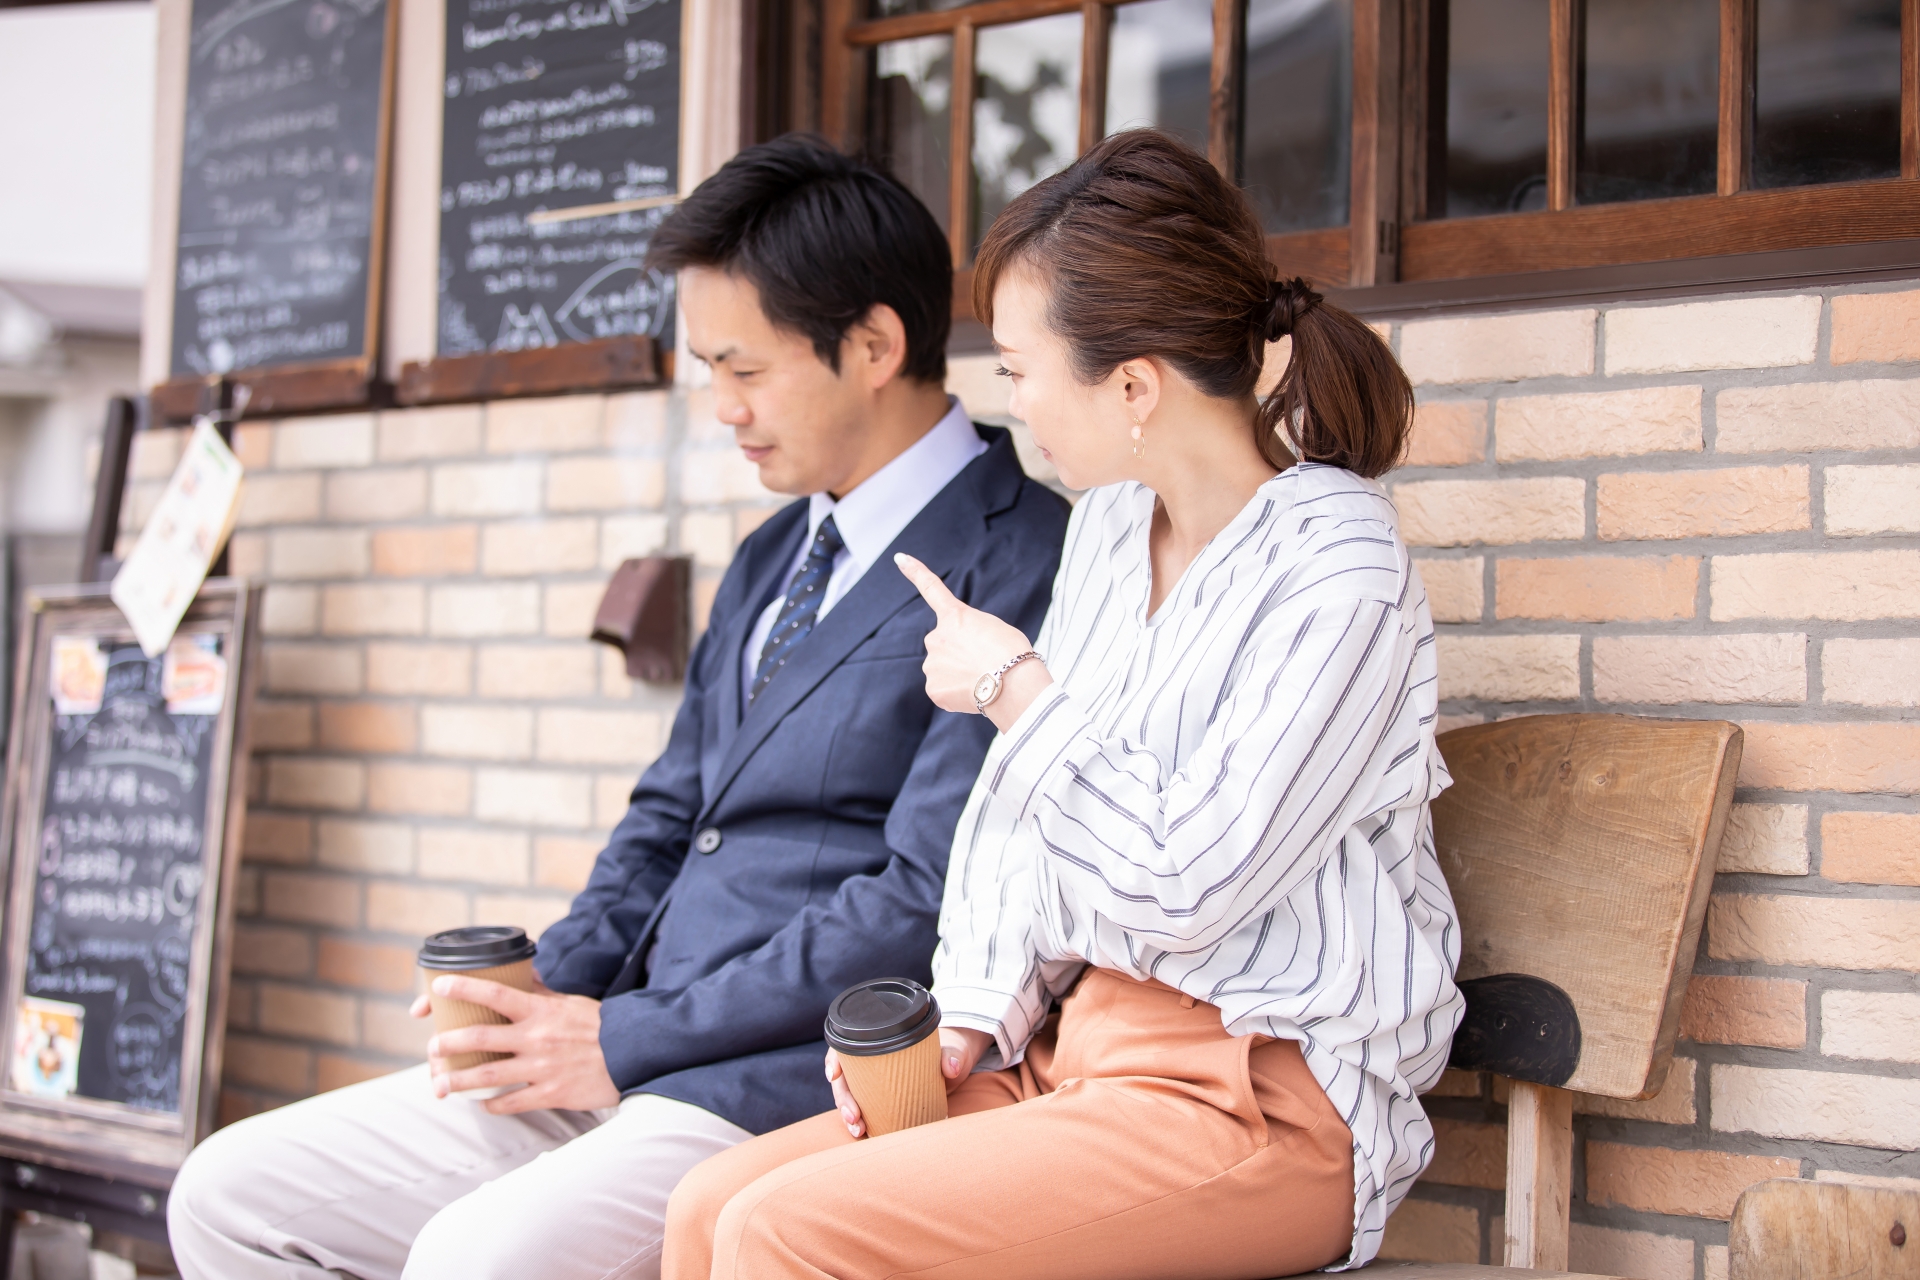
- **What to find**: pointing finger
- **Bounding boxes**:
[894,553,962,620]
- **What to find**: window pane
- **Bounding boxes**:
[1105,0,1213,152]
[869,0,968,21]
[1241,0,1351,234]
[1578,0,1717,204]
[1753,0,1901,189]
[868,37,954,237]
[1438,0,1550,218]
[973,13,1082,256]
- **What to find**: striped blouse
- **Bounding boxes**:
[932,463,1465,1268]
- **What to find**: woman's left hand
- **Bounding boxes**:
[895,554,1051,728]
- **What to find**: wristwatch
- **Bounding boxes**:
[973,650,1041,714]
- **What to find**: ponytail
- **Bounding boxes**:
[1256,278,1413,480]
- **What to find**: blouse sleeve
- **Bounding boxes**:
[984,591,1427,954]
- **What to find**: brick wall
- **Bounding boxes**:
[120,282,1916,1279]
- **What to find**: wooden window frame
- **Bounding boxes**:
[814,0,1920,317]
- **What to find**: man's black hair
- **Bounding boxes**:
[647,134,951,383]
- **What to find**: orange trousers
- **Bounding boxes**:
[663,969,1355,1280]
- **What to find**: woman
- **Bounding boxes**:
[663,129,1463,1280]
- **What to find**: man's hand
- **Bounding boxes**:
[825,1026,992,1138]
[409,975,621,1115]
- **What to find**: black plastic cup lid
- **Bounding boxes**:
[418,925,537,970]
[824,977,940,1057]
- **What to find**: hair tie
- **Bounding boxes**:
[1262,277,1323,343]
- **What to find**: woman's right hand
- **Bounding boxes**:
[825,1027,993,1138]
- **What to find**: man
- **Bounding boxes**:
[167,135,1069,1280]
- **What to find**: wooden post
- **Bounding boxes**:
[1505,1080,1574,1271]
[81,397,138,584]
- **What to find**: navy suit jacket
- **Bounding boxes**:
[535,425,1069,1134]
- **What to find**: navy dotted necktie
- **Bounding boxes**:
[750,515,845,704]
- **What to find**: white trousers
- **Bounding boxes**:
[166,1065,751,1280]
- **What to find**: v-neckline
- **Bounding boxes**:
[1135,473,1293,628]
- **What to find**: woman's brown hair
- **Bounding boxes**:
[973,130,1413,479]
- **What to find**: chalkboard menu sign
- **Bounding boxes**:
[0,584,257,1183]
[436,0,681,356]
[166,0,397,383]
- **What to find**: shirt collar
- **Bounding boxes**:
[805,396,987,568]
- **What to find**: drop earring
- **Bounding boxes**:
[1130,418,1145,460]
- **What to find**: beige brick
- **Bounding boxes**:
[1414,558,1483,623]
[228,531,266,578]
[547,457,667,512]
[261,584,319,636]
[361,998,432,1058]
[1825,465,1920,536]
[486,394,605,454]
[1400,309,1596,385]
[420,704,533,760]
[236,473,322,527]
[274,414,375,469]
[473,892,574,939]
[368,762,473,817]
[1593,634,1805,705]
[680,510,737,568]
[431,460,543,517]
[536,708,662,766]
[1713,550,1920,621]
[1587,1143,1799,1220]
[481,518,599,575]
[270,530,370,580]
[259,982,360,1046]
[1821,990,1920,1064]
[1496,385,1702,462]
[736,505,783,542]
[321,584,425,637]
[602,514,672,568]
[1393,478,1586,547]
[317,701,417,754]
[1831,288,1920,364]
[535,835,602,890]
[1739,723,1920,794]
[249,700,316,752]
[1567,1225,1695,1280]
[366,881,471,934]
[1709,894,1920,971]
[601,648,636,697]
[681,447,770,505]
[1378,1199,1479,1264]
[1706,1245,1730,1280]
[223,1035,315,1094]
[1814,1170,1920,1193]
[325,468,428,522]
[948,353,1014,419]
[1713,1064,1920,1149]
[232,422,272,469]
[1821,812,1920,886]
[266,758,365,811]
[1608,295,1821,374]
[232,924,314,978]
[243,812,314,864]
[1824,639,1920,708]
[544,581,605,638]
[596,773,636,828]
[1718,803,1810,876]
[366,642,473,696]
[1436,635,1581,702]
[377,405,483,460]
[476,644,598,698]
[1598,466,1810,541]
[318,1053,398,1093]
[317,938,420,995]
[1577,1055,1697,1125]
[372,525,479,577]
[604,390,671,449]
[1716,380,1920,454]
[1497,556,1698,622]
[474,768,593,828]
[1680,975,1806,1048]
[1403,401,1487,467]
[264,644,363,695]
[315,817,414,874]
[418,827,531,885]
[429,583,541,637]
[1421,1118,1504,1189]
[261,871,360,928]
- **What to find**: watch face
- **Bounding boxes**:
[973,673,998,706]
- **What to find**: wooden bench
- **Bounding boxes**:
[1729,1178,1919,1280]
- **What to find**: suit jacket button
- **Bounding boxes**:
[694,827,722,854]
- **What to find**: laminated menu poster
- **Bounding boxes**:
[111,419,245,659]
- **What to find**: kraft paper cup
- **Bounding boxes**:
[419,926,538,1099]
[825,978,948,1136]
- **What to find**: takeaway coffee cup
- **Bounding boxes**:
[824,977,947,1136]
[418,925,538,1098]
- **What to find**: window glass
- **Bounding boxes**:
[1578,0,1717,204]
[1105,0,1213,152]
[973,13,1083,256]
[1753,0,1901,189]
[1437,0,1550,218]
[1241,0,1351,233]
[869,0,968,21]
[868,37,954,236]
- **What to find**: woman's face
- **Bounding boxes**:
[991,266,1139,492]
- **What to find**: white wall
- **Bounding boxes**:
[0,3,156,289]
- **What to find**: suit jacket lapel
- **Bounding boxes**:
[705,511,805,795]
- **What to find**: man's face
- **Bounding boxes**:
[681,267,875,497]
